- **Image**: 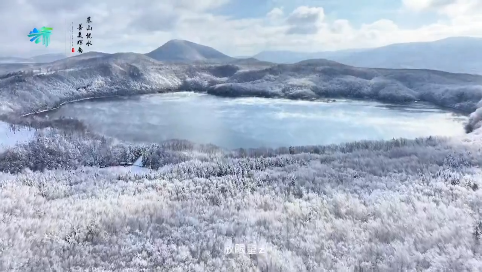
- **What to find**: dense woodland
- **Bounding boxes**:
[0,129,481,271]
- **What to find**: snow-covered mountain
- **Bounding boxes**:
[255,37,482,74]
[1,54,482,131]
[145,39,234,63]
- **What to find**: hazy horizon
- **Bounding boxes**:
[1,35,480,59]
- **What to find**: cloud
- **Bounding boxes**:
[402,0,482,18]
[285,6,325,35]
[267,7,284,20]
[398,0,482,42]
[439,0,482,18]
[286,6,325,25]
[23,0,229,13]
[329,19,348,33]
[402,0,456,11]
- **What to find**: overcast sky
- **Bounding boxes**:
[2,0,482,57]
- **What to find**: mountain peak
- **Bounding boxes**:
[146,39,233,63]
[166,39,191,44]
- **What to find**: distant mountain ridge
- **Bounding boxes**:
[0,53,67,64]
[31,53,67,63]
[254,48,365,65]
[254,37,482,74]
[3,37,481,74]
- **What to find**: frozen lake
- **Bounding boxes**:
[38,92,468,149]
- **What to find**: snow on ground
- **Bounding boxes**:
[0,130,482,271]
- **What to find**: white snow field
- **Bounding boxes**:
[0,54,482,271]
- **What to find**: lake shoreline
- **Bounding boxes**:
[7,89,472,120]
[0,91,470,147]
[0,88,473,143]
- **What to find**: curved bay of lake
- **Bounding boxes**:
[39,92,468,149]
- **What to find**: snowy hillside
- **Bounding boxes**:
[211,60,482,131]
[0,53,194,115]
[1,54,482,132]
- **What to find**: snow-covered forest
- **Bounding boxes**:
[1,54,482,271]
[0,129,481,271]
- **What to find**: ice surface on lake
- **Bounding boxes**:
[43,92,468,149]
